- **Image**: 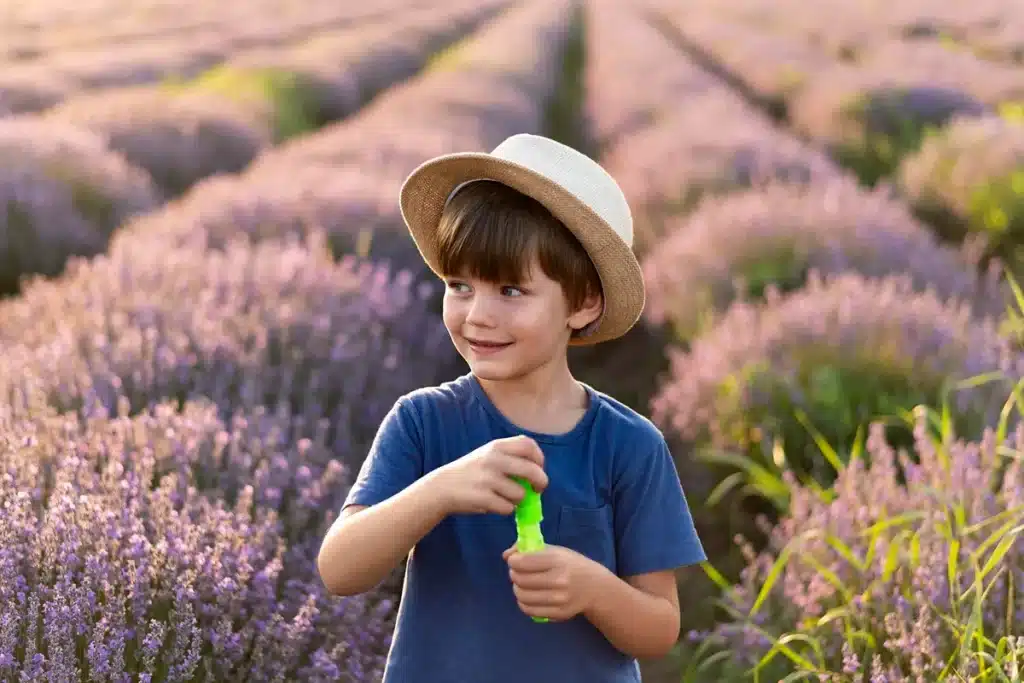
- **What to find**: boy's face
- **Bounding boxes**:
[441,255,601,383]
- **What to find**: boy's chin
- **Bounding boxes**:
[463,357,525,382]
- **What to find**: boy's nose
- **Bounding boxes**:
[465,294,498,327]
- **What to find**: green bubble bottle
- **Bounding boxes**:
[513,477,549,624]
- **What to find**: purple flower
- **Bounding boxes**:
[0,398,397,679]
[0,236,459,472]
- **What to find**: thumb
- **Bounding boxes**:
[502,543,518,561]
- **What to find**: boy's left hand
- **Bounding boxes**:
[502,544,606,622]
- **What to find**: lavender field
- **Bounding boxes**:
[1,0,1023,679]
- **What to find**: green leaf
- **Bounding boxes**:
[705,471,747,507]
[821,532,866,573]
[750,543,795,616]
[794,408,846,475]
[948,538,961,600]
[700,562,733,592]
[977,524,1024,585]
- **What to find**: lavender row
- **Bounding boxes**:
[650,271,1023,494]
[642,2,837,109]
[0,393,397,680]
[897,114,1024,269]
[672,0,1022,65]
[788,40,1023,183]
[250,0,573,174]
[110,0,576,277]
[0,119,163,295]
[646,0,1022,188]
[37,0,507,194]
[582,0,723,152]
[0,0,506,296]
[641,177,1009,342]
[0,234,460,471]
[588,2,842,253]
[0,0,424,115]
[1,1,426,63]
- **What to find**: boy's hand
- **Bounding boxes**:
[503,544,606,622]
[431,435,548,516]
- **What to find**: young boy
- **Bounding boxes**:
[317,134,706,682]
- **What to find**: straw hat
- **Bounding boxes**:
[399,133,644,345]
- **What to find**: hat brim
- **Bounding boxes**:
[399,152,645,346]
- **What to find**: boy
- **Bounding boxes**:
[317,134,706,682]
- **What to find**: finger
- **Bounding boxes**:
[502,543,518,561]
[512,585,567,607]
[509,568,564,590]
[492,455,549,493]
[487,472,528,504]
[507,549,556,573]
[472,492,516,516]
[496,435,545,466]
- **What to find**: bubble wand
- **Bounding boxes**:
[513,477,549,623]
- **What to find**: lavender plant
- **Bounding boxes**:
[791,73,989,185]
[0,395,395,681]
[898,115,1024,270]
[110,168,427,276]
[650,272,1023,505]
[0,234,459,470]
[604,90,842,253]
[642,179,1009,341]
[0,117,160,294]
[692,412,1024,682]
[0,67,74,115]
[45,86,273,195]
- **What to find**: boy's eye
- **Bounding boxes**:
[446,281,470,293]
[501,286,524,297]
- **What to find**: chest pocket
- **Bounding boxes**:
[551,504,616,573]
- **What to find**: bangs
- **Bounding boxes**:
[436,181,543,285]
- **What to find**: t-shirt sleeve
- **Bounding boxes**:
[612,436,707,577]
[343,397,424,510]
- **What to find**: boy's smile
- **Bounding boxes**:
[464,337,513,356]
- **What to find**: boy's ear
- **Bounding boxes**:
[568,291,603,332]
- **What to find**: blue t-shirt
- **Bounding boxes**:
[343,373,706,683]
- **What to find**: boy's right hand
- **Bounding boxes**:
[432,435,548,516]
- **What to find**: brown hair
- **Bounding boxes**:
[435,180,602,314]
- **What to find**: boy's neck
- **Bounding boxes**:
[474,356,589,436]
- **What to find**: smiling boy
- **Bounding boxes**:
[317,134,706,682]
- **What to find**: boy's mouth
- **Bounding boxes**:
[465,337,513,354]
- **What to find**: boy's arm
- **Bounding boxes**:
[318,470,449,596]
[581,566,681,659]
[317,397,435,596]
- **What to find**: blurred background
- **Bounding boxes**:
[1,0,1023,680]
